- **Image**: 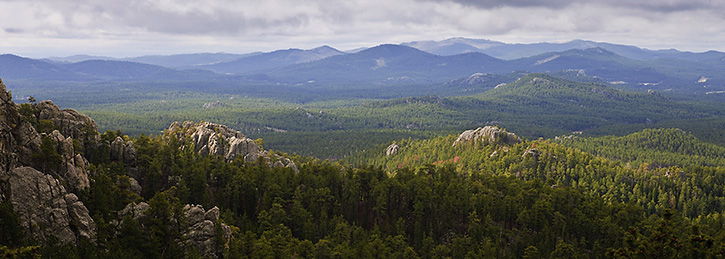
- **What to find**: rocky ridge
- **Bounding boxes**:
[168,121,260,162]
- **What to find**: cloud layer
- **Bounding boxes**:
[1,0,723,57]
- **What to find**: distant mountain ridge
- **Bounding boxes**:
[199,45,344,74]
[46,52,257,68]
[0,54,226,82]
[261,44,506,85]
[402,37,725,61]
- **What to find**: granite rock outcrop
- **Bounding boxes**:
[0,167,96,244]
[167,121,298,173]
[1,77,97,245]
[453,126,522,147]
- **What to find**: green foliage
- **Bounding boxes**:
[31,135,62,173]
[0,245,40,259]
[0,200,26,247]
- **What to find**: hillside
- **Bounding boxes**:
[557,128,725,167]
[346,126,725,219]
[0,54,93,81]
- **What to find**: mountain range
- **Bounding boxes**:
[2,38,724,98]
[402,37,725,61]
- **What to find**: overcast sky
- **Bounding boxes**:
[1,0,723,58]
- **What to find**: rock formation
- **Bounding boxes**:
[453,126,522,147]
[167,121,298,173]
[168,121,261,162]
[110,136,137,167]
[385,143,400,156]
[1,78,38,171]
[181,205,232,258]
[47,129,91,191]
[1,77,97,245]
[115,202,232,258]
[0,167,96,244]
[34,100,99,145]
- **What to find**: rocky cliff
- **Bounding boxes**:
[1,167,96,244]
[1,80,95,191]
[1,77,97,245]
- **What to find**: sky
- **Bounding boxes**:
[1,0,723,58]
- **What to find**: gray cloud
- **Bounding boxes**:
[428,0,722,13]
[0,0,723,57]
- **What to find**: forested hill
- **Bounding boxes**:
[558,128,725,168]
[346,126,725,220]
[475,73,683,127]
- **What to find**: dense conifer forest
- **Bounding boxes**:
[4,123,725,257]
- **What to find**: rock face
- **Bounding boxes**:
[453,126,522,147]
[0,167,96,244]
[47,129,91,191]
[110,136,137,167]
[115,202,232,258]
[168,121,261,162]
[181,205,232,258]
[1,78,37,172]
[1,77,97,245]
[34,100,99,145]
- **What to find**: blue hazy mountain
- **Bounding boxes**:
[402,38,725,62]
[46,53,257,68]
[0,54,93,81]
[1,55,224,82]
[199,46,344,74]
[260,44,506,85]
